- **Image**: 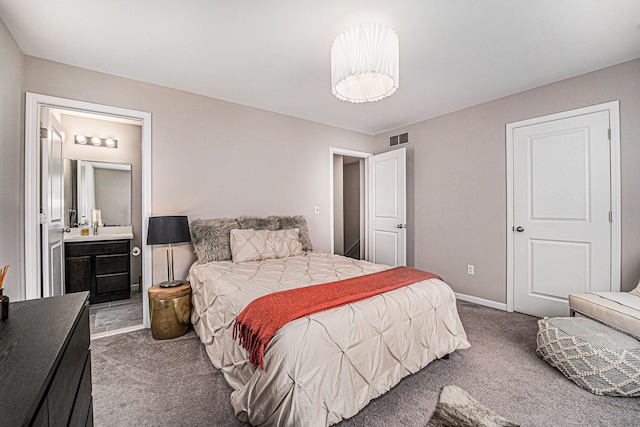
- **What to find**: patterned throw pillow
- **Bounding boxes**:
[268,215,313,252]
[631,281,640,297]
[230,228,303,263]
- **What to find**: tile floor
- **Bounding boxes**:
[89,290,143,335]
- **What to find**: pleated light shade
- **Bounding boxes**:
[331,23,399,103]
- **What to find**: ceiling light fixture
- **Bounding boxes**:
[75,135,86,144]
[331,23,399,103]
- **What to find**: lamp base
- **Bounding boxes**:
[158,280,185,288]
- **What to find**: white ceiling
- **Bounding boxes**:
[2,1,639,135]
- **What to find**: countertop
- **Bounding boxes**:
[64,226,134,242]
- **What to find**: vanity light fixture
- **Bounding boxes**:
[75,134,118,149]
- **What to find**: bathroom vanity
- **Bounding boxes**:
[65,228,133,304]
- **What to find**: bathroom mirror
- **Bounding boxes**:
[64,159,132,227]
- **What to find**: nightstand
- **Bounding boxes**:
[148,283,191,340]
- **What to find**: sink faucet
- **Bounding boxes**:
[93,221,98,235]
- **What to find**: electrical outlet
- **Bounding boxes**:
[467,264,474,275]
[314,205,320,215]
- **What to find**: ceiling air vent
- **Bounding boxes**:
[389,132,409,147]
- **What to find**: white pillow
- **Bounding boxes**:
[230,228,303,263]
[631,280,640,297]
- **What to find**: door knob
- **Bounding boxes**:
[515,226,524,232]
[397,224,403,229]
[61,228,71,233]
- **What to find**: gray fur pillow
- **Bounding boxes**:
[268,215,313,252]
[237,216,279,231]
[190,218,240,263]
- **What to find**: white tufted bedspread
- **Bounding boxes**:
[188,252,470,426]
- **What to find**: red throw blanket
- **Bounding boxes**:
[233,266,442,369]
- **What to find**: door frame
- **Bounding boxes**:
[505,101,621,312]
[329,147,372,258]
[25,92,153,328]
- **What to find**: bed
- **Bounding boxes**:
[187,216,470,426]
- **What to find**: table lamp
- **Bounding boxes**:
[147,215,191,288]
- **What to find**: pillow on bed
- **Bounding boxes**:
[237,216,279,231]
[631,281,640,297]
[268,215,313,252]
[190,218,240,263]
[230,228,303,263]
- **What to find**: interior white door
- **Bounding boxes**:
[41,108,66,297]
[513,110,611,317]
[367,148,406,267]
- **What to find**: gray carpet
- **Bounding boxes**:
[90,301,640,426]
[94,304,143,327]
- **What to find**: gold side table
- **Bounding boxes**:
[148,283,191,340]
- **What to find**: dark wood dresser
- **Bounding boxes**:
[65,239,131,304]
[0,292,93,426]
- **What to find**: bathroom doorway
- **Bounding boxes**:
[59,109,143,335]
[24,93,152,337]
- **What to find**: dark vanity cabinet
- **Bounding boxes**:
[65,239,131,304]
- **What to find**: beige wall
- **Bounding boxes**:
[0,19,24,301]
[4,14,638,304]
[23,56,374,286]
[373,59,640,303]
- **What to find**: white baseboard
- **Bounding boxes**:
[455,292,507,311]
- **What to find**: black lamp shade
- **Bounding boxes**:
[147,216,191,245]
